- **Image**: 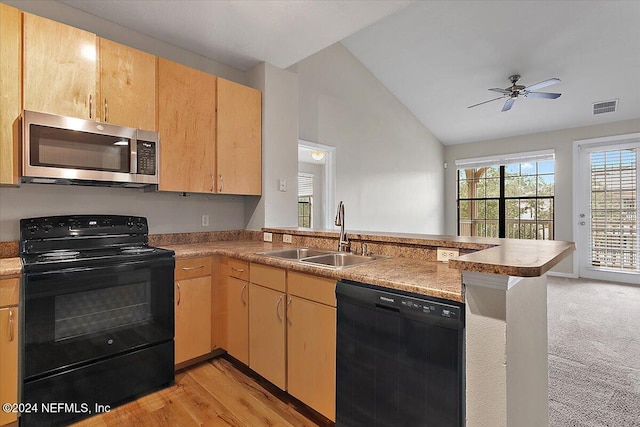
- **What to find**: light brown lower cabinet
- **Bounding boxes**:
[175,257,212,365]
[249,283,286,389]
[0,277,19,426]
[226,276,249,364]
[286,295,336,421]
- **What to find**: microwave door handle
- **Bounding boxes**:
[130,138,138,174]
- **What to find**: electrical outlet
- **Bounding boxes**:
[201,214,209,227]
[437,248,459,263]
[283,234,293,244]
[278,178,287,192]
[263,232,273,242]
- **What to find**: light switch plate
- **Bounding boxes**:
[263,232,273,242]
[201,215,209,227]
[283,234,292,244]
[437,248,459,263]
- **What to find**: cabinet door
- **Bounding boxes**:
[23,13,97,119]
[287,296,336,421]
[99,39,157,131]
[216,78,262,195]
[0,307,18,425]
[158,58,216,193]
[175,276,211,365]
[0,3,21,185]
[249,284,286,389]
[226,277,249,364]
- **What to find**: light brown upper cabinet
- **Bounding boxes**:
[23,13,157,130]
[0,3,21,186]
[216,78,262,195]
[99,39,157,131]
[157,58,217,193]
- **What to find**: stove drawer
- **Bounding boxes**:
[176,256,212,280]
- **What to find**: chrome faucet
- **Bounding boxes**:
[335,201,349,252]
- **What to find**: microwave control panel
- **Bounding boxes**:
[137,141,156,175]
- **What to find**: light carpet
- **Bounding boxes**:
[547,276,640,426]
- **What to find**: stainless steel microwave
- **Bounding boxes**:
[22,110,159,187]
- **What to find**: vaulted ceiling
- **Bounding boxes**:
[58,0,640,145]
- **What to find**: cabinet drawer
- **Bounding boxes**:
[0,278,19,308]
[250,263,286,292]
[288,272,336,307]
[226,258,249,281]
[175,257,212,281]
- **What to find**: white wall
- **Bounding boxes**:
[0,184,245,241]
[298,162,325,229]
[289,43,445,234]
[244,63,299,229]
[444,118,640,275]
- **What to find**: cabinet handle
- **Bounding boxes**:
[219,174,224,192]
[276,295,284,321]
[8,309,14,342]
[231,267,245,273]
[176,283,181,306]
[210,174,214,192]
[241,283,247,305]
[89,94,93,119]
[286,298,292,325]
[104,99,108,122]
[181,265,204,271]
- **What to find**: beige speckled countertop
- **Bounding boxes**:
[264,227,575,278]
[0,258,22,278]
[163,240,465,302]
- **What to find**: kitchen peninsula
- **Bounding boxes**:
[0,227,574,427]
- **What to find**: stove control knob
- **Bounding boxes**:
[43,224,53,232]
[126,220,134,228]
[136,221,144,228]
[27,224,39,233]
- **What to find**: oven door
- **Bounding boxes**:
[23,256,174,380]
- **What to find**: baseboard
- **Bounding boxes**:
[547,271,579,279]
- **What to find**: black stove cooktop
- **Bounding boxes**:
[20,215,174,273]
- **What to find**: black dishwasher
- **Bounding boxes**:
[336,280,464,427]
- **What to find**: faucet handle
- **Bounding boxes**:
[361,243,368,256]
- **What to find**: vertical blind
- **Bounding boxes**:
[590,148,638,271]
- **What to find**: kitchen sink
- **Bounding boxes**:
[300,252,389,269]
[257,248,336,260]
[256,247,389,269]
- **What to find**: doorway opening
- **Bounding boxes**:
[298,140,336,229]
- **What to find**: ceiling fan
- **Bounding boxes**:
[468,75,561,112]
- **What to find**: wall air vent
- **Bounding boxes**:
[592,99,618,115]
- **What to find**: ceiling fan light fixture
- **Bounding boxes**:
[311,150,326,161]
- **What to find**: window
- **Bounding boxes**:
[298,173,313,228]
[456,150,555,240]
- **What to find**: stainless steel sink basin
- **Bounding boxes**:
[300,252,389,269]
[257,248,336,260]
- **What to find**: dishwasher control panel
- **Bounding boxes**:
[396,295,461,320]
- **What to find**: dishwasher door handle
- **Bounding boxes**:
[375,303,400,312]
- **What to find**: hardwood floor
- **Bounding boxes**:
[71,357,333,427]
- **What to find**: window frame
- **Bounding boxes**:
[456,155,555,240]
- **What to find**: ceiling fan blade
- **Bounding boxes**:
[488,88,511,94]
[502,98,515,112]
[524,78,560,92]
[468,96,508,109]
[526,92,561,99]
